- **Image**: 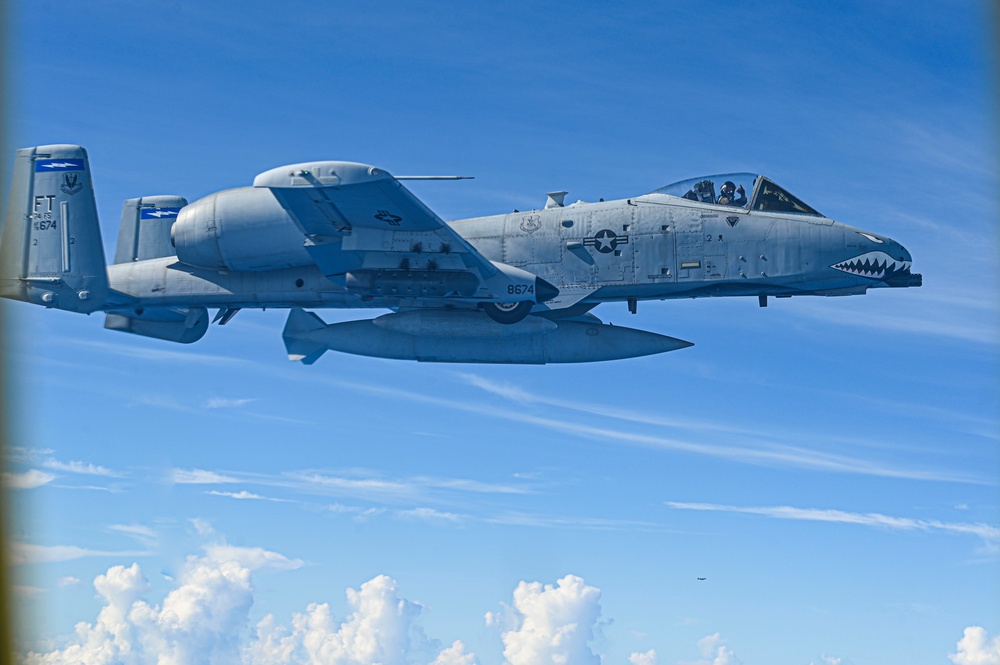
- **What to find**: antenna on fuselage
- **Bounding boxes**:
[545,191,568,208]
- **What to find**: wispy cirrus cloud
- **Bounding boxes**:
[172,468,241,484]
[9,542,152,565]
[395,507,464,525]
[6,448,124,480]
[206,489,294,503]
[665,501,1000,549]
[2,469,56,489]
[58,337,249,366]
[442,374,985,485]
[42,458,121,477]
[204,397,256,409]
[132,393,311,424]
[107,524,158,545]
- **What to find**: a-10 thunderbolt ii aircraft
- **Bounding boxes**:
[0,145,921,364]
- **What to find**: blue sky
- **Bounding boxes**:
[2,1,998,664]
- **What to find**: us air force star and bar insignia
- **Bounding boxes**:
[374,210,402,226]
[584,228,629,254]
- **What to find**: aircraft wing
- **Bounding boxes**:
[253,161,503,285]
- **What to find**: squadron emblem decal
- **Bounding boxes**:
[584,229,628,254]
[519,215,542,233]
[60,173,83,195]
[374,210,402,226]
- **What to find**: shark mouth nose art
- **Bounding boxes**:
[832,251,911,280]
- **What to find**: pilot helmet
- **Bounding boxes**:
[722,181,736,193]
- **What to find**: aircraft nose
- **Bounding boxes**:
[892,239,912,264]
[882,237,921,288]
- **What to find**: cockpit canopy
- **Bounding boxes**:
[649,173,822,216]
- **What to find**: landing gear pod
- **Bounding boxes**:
[480,300,533,324]
[104,307,209,344]
[479,272,560,324]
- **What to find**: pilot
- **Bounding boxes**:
[717,181,747,206]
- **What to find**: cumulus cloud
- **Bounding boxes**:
[688,633,741,665]
[22,544,303,665]
[486,574,602,665]
[950,626,1000,665]
[630,649,658,665]
[24,564,615,665]
[21,547,628,665]
[430,640,478,665]
[246,574,438,665]
[1,469,56,489]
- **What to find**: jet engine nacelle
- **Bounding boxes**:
[170,187,313,271]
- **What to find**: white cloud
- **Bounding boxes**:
[189,518,215,536]
[685,633,741,665]
[42,458,120,477]
[630,648,658,665]
[57,576,82,588]
[431,640,478,665]
[335,375,979,485]
[245,574,429,665]
[172,468,240,484]
[204,397,256,409]
[5,449,121,479]
[22,543,305,665]
[23,556,625,665]
[665,501,1000,550]
[326,503,386,522]
[107,524,157,545]
[9,543,150,565]
[396,507,464,525]
[950,626,1000,665]
[810,656,842,665]
[15,585,46,597]
[486,574,602,665]
[206,490,292,503]
[202,544,304,571]
[2,469,56,489]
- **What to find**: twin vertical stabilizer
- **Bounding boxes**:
[0,145,108,312]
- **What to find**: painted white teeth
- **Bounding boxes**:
[831,251,910,280]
